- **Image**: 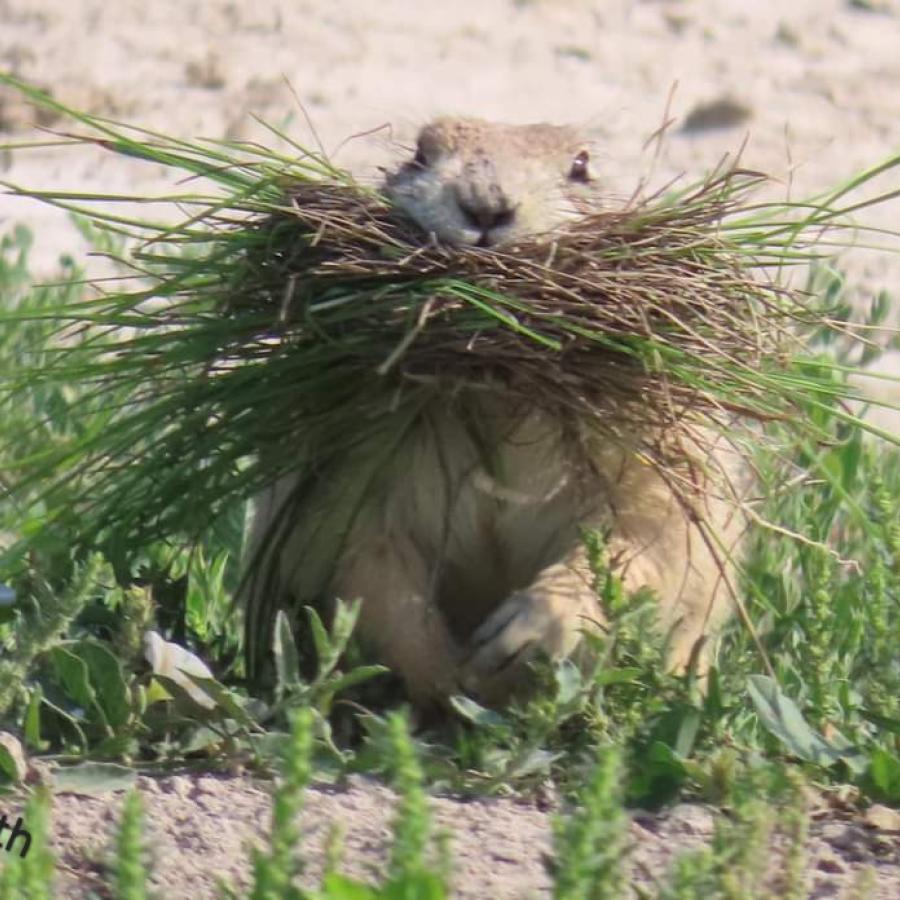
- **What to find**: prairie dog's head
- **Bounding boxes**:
[384,117,596,248]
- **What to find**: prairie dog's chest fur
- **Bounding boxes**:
[367,398,608,633]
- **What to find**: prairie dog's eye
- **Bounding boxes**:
[568,149,591,183]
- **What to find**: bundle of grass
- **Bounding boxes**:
[0,77,898,688]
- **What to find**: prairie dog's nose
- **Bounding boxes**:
[453,171,516,244]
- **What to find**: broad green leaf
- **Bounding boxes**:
[383,871,448,900]
[305,605,335,674]
[867,748,900,802]
[273,609,302,692]
[322,665,388,699]
[508,747,562,779]
[628,741,690,808]
[593,667,643,687]
[448,695,505,728]
[47,645,106,727]
[183,675,256,728]
[0,732,27,783]
[23,686,47,751]
[317,873,379,899]
[51,761,136,795]
[143,678,175,706]
[673,707,702,759]
[152,674,219,716]
[69,640,132,728]
[747,675,844,766]
[553,658,583,705]
[37,694,88,748]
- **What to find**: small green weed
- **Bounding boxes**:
[115,790,150,900]
[552,745,628,900]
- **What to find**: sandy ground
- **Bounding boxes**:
[1,772,899,898]
[2,0,900,895]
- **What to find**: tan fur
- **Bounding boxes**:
[245,118,746,707]
[383,117,596,247]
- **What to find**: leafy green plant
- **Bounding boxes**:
[708,266,900,799]
[267,602,387,722]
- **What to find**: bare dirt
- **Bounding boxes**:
[2,772,899,898]
[2,0,900,896]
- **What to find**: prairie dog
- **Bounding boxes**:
[244,118,744,707]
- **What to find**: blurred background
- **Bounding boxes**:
[1,0,899,417]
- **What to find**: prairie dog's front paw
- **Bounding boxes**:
[460,590,597,703]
